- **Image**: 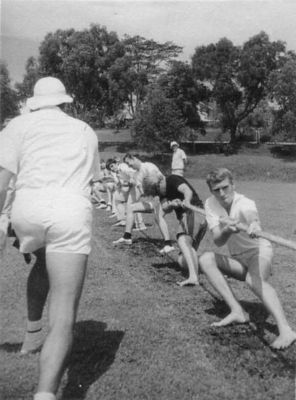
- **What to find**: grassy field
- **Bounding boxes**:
[1,151,296,400]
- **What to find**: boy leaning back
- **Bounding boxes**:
[197,168,296,349]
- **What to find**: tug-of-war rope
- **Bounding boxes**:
[133,208,296,359]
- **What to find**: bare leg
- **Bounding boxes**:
[21,248,49,354]
[36,252,87,395]
[125,201,153,234]
[199,252,249,326]
[127,188,145,228]
[176,234,199,287]
[246,250,296,349]
[156,203,171,241]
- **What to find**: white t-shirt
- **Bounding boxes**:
[205,192,265,255]
[0,107,100,199]
[171,148,187,170]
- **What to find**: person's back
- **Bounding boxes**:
[0,77,101,400]
[2,107,98,198]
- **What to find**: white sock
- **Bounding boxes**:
[34,392,56,400]
[27,319,42,332]
[21,319,43,354]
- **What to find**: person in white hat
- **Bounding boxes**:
[170,141,188,176]
[0,77,100,400]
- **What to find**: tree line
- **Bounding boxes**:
[1,24,296,149]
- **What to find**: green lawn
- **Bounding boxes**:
[1,153,296,399]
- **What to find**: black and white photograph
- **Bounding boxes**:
[1,1,296,399]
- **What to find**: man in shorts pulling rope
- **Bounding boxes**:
[198,168,296,349]
[139,172,207,286]
[113,154,175,254]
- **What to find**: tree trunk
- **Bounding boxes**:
[229,123,238,143]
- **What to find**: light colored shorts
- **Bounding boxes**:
[171,169,184,176]
[216,239,273,271]
[11,190,93,254]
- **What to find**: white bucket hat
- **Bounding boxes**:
[170,141,179,148]
[26,77,73,110]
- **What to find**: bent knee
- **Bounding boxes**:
[199,251,216,271]
[245,272,268,291]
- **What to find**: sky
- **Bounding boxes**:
[1,0,296,83]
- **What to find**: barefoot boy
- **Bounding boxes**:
[198,168,296,349]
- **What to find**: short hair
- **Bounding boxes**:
[106,158,118,171]
[206,168,234,190]
[142,173,164,197]
[123,153,135,163]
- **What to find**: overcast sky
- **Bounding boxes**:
[2,0,296,81]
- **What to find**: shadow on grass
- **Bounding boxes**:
[203,298,296,373]
[270,145,296,161]
[61,320,125,400]
[152,261,182,273]
[204,298,277,335]
[0,342,23,353]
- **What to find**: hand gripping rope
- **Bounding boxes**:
[185,204,296,251]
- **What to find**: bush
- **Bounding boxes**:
[131,87,186,152]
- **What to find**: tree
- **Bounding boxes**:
[192,32,286,142]
[109,35,183,117]
[15,56,41,102]
[19,25,126,126]
[268,55,296,140]
[158,60,210,131]
[0,62,19,124]
[131,86,186,152]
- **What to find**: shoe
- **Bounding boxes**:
[109,213,118,218]
[133,225,147,231]
[113,237,132,245]
[96,203,107,209]
[159,245,175,254]
[112,220,126,227]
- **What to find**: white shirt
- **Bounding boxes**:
[171,148,187,170]
[205,192,263,255]
[0,107,100,199]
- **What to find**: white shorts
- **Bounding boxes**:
[216,239,273,271]
[11,190,93,254]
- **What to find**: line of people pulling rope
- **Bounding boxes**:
[92,156,296,347]
[0,77,295,400]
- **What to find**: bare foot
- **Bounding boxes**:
[211,311,249,327]
[270,330,296,350]
[177,278,199,287]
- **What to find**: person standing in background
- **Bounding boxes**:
[170,141,187,176]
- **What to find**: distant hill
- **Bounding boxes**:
[1,35,40,84]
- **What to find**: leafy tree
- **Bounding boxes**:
[268,55,296,140]
[192,32,285,142]
[0,62,19,124]
[20,25,125,125]
[238,99,273,140]
[15,56,41,102]
[158,60,210,131]
[131,86,186,152]
[109,35,183,117]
